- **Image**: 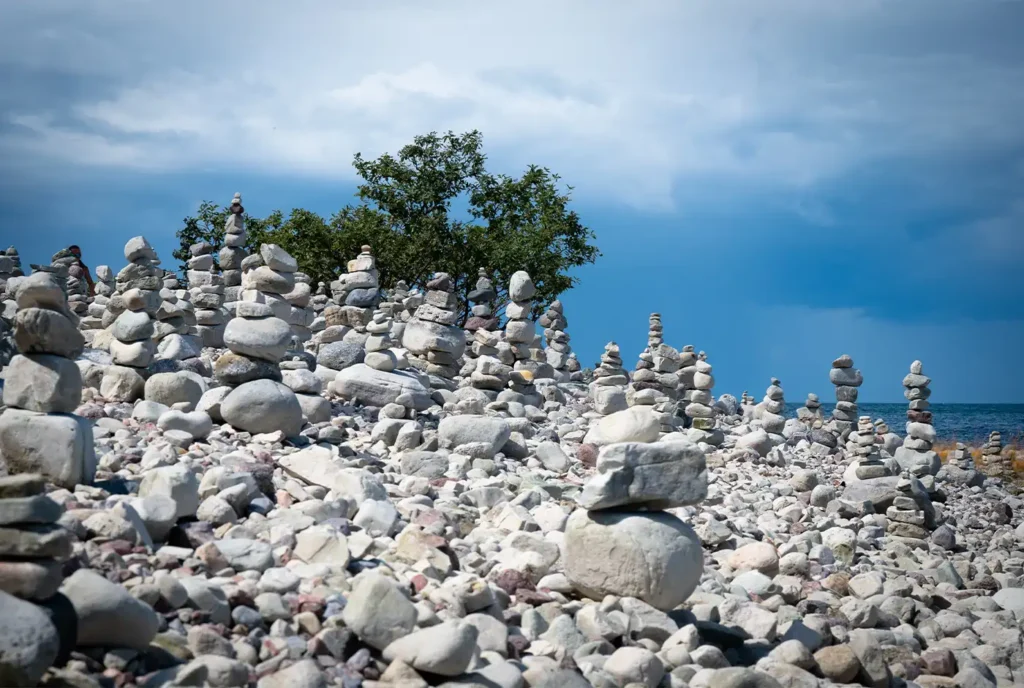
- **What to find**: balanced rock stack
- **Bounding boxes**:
[939,442,985,487]
[627,346,661,407]
[886,473,933,542]
[364,308,402,373]
[0,271,96,487]
[383,280,418,344]
[874,418,903,456]
[329,245,380,339]
[829,354,862,441]
[0,474,72,686]
[102,237,164,400]
[760,378,786,436]
[539,299,573,382]
[982,430,1005,473]
[459,269,498,378]
[216,244,303,435]
[504,271,538,374]
[685,354,718,443]
[152,268,189,341]
[0,247,23,298]
[403,271,465,386]
[676,345,697,418]
[847,416,891,481]
[589,342,628,415]
[564,440,708,610]
[285,271,316,343]
[218,192,248,307]
[49,248,90,318]
[893,360,940,476]
[81,265,114,332]
[797,393,822,424]
[187,241,228,347]
[281,354,330,424]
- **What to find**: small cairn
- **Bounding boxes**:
[102,237,164,400]
[628,347,661,407]
[686,354,718,443]
[540,300,573,382]
[589,342,628,415]
[402,271,465,387]
[83,264,115,328]
[981,430,1005,473]
[939,441,985,488]
[760,378,786,436]
[0,271,95,487]
[504,271,538,374]
[893,360,940,476]
[215,244,303,435]
[797,393,823,425]
[460,269,498,378]
[188,241,228,348]
[152,268,189,341]
[849,416,891,481]
[565,352,582,382]
[564,441,707,611]
[388,280,419,344]
[829,354,862,441]
[329,245,380,342]
[219,192,248,307]
[364,307,402,373]
[886,473,931,541]
[874,418,903,456]
[50,248,90,318]
[285,271,315,344]
[281,353,330,424]
[0,247,23,297]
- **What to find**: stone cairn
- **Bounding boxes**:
[281,353,330,425]
[104,237,164,398]
[309,282,330,334]
[219,192,248,310]
[48,248,89,319]
[0,270,95,487]
[686,353,718,442]
[504,271,538,375]
[364,307,401,373]
[82,265,114,333]
[565,441,708,612]
[981,430,1005,473]
[216,244,303,435]
[797,394,821,426]
[402,271,465,388]
[152,268,189,342]
[384,280,419,345]
[886,473,931,541]
[589,342,628,415]
[829,354,862,441]
[539,300,573,382]
[893,360,939,477]
[0,246,23,297]
[760,378,786,436]
[949,443,975,471]
[460,268,499,378]
[328,246,380,345]
[285,271,315,344]
[850,416,891,480]
[188,241,228,347]
[873,418,902,456]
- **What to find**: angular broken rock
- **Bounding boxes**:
[578,441,708,510]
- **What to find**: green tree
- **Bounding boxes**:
[174,130,600,321]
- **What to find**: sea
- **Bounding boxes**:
[790,403,1024,445]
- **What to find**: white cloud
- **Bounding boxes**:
[1,0,1022,209]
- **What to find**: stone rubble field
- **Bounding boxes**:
[0,216,1022,688]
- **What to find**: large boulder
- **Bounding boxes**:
[60,569,159,650]
[144,372,203,410]
[579,441,707,510]
[0,590,60,686]
[2,354,82,413]
[0,409,96,488]
[583,406,660,446]
[221,379,304,436]
[438,415,512,460]
[564,509,703,611]
[329,364,432,410]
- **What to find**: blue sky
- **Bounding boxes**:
[1,0,1023,403]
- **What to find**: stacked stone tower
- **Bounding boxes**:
[504,271,537,375]
[829,354,862,441]
[589,342,628,415]
[760,378,786,436]
[982,430,1006,473]
[329,246,380,343]
[893,361,940,476]
[402,271,465,387]
[188,241,228,347]
[219,192,248,309]
[686,353,718,443]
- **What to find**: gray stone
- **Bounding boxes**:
[341,573,417,650]
[221,380,304,436]
[138,464,200,519]
[579,441,707,510]
[223,316,292,362]
[382,620,478,676]
[13,308,85,357]
[316,341,365,371]
[438,415,512,459]
[60,569,159,650]
[330,364,432,410]
[0,590,59,686]
[2,354,82,413]
[111,310,155,342]
[0,409,96,489]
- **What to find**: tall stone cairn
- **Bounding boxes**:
[505,271,538,372]
[0,247,23,297]
[676,346,698,421]
[152,268,189,341]
[0,249,22,366]
[589,342,628,415]
[106,237,163,390]
[893,360,939,477]
[829,354,862,441]
[565,441,708,611]
[364,307,401,373]
[285,271,315,344]
[686,353,718,442]
[850,416,890,480]
[540,300,573,382]
[460,269,499,377]
[797,393,823,425]
[219,192,248,308]
[761,378,786,435]
[82,265,115,332]
[215,244,303,435]
[886,472,932,541]
[982,430,1005,473]
[329,245,380,340]
[0,271,95,488]
[402,271,465,386]
[188,241,228,347]
[48,248,89,318]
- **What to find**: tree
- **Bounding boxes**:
[174,130,600,321]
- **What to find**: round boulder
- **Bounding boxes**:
[144,372,203,410]
[564,509,703,611]
[221,379,304,436]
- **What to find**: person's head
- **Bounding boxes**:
[69,245,82,258]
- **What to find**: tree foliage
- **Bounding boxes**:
[174,130,600,322]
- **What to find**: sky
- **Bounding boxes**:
[1,0,1023,403]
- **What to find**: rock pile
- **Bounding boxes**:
[939,441,985,487]
[893,360,940,476]
[886,472,933,542]
[760,377,786,436]
[218,192,248,307]
[329,245,380,341]
[80,264,114,334]
[873,417,903,456]
[402,271,465,386]
[539,299,573,382]
[281,353,330,425]
[589,342,628,415]
[848,416,891,481]
[215,244,303,435]
[685,352,718,443]
[152,268,189,342]
[364,307,402,373]
[829,354,861,441]
[565,440,707,610]
[982,430,1006,473]
[49,248,90,318]
[503,271,538,376]
[0,246,23,298]
[187,241,228,348]
[0,272,95,487]
[465,268,499,334]
[285,271,315,343]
